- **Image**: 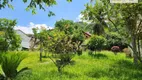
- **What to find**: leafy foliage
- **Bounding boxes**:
[111,46,120,55]
[85,23,105,35]
[46,30,77,72]
[9,51,142,80]
[0,52,28,79]
[55,19,74,34]
[106,32,128,50]
[87,35,106,52]
[32,26,79,72]
[55,20,86,55]
[0,0,72,15]
[0,18,21,52]
[107,1,142,63]
[82,0,142,63]
[71,22,86,55]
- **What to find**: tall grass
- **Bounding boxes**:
[1,51,142,80]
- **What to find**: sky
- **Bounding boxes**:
[0,0,89,34]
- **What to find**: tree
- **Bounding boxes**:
[85,23,105,35]
[32,19,86,61]
[82,0,142,64]
[45,29,77,73]
[0,18,21,52]
[102,1,142,63]
[71,22,86,55]
[30,28,39,51]
[32,27,49,61]
[55,19,74,35]
[82,0,108,36]
[55,20,86,55]
[33,20,86,71]
[119,3,142,64]
[0,0,72,15]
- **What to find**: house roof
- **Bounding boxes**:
[84,32,91,36]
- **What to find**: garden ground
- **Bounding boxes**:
[2,51,142,80]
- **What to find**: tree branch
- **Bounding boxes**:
[136,20,142,34]
[108,18,120,33]
[49,56,57,66]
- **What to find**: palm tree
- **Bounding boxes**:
[85,23,105,35]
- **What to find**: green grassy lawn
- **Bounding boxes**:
[3,51,142,80]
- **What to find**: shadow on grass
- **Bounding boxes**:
[61,71,79,78]
[86,69,106,78]
[69,60,76,65]
[115,60,134,68]
[113,60,142,72]
[46,70,78,79]
[88,52,108,59]
[15,69,32,80]
[86,60,142,80]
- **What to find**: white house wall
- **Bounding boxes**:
[16,30,31,49]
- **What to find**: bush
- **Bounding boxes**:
[106,32,128,51]
[87,35,106,53]
[0,52,28,79]
[123,48,132,57]
[111,46,120,55]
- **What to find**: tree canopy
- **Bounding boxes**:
[0,0,72,15]
[82,0,142,63]
[0,18,21,52]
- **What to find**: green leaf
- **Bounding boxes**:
[25,7,30,11]
[32,9,36,15]
[8,4,14,10]
[48,11,55,17]
[67,0,72,2]
[23,0,27,3]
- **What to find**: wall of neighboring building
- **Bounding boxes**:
[15,30,31,49]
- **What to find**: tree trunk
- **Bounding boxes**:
[44,50,47,57]
[132,35,138,64]
[58,67,62,73]
[40,40,43,61]
[95,50,96,55]
[137,37,141,58]
[40,47,43,61]
[137,37,142,62]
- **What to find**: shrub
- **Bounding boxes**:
[87,35,106,54]
[106,32,128,51]
[123,48,132,57]
[111,46,120,55]
[0,52,29,80]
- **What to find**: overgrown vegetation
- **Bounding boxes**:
[0,18,21,52]
[87,35,106,54]
[0,51,141,80]
[0,0,142,79]
[82,0,142,64]
[0,52,28,80]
